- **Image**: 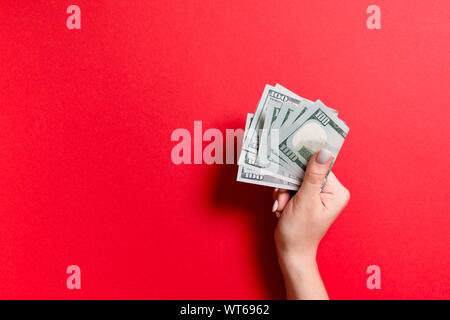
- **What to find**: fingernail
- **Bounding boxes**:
[274,188,279,192]
[316,149,331,164]
[272,200,278,212]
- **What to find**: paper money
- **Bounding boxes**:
[237,84,349,190]
[238,85,307,184]
[237,113,299,190]
[241,85,305,154]
[278,100,349,179]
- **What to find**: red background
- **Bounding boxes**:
[0,1,449,299]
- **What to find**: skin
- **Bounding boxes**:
[273,150,350,300]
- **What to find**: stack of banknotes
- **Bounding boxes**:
[237,84,349,190]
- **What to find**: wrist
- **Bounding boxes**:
[278,252,328,300]
[277,248,318,275]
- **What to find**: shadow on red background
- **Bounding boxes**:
[207,120,285,299]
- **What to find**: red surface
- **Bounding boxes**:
[0,1,449,299]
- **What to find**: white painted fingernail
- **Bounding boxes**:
[317,149,332,164]
[274,188,279,192]
[272,200,278,212]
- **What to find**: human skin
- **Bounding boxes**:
[272,149,350,300]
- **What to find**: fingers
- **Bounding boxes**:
[320,171,351,219]
[272,188,291,213]
[321,171,338,192]
[297,149,332,197]
[330,172,351,210]
[324,171,350,200]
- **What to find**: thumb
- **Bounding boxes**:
[298,149,333,196]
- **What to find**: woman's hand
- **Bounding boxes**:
[272,149,350,299]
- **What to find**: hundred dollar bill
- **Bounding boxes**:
[258,86,312,164]
[267,84,338,176]
[237,113,299,190]
[257,104,305,179]
[265,100,311,176]
[256,103,282,166]
[238,129,301,185]
[238,85,307,184]
[237,162,299,191]
[277,100,349,180]
[241,85,305,154]
[237,84,349,191]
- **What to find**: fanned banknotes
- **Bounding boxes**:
[237,84,349,190]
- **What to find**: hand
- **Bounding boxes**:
[272,149,350,299]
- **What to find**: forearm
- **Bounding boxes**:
[277,253,329,300]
